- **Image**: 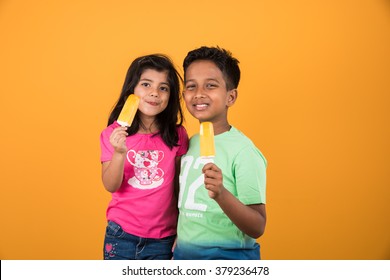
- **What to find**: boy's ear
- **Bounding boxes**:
[227,89,238,107]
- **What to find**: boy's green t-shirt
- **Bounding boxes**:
[175,126,267,259]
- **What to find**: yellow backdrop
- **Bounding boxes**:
[0,0,389,259]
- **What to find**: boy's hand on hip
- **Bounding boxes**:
[202,163,225,200]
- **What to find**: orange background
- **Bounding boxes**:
[0,0,389,259]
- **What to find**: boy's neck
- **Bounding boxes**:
[212,122,232,135]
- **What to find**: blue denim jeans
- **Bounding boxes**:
[103,220,175,260]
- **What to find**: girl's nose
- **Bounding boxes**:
[149,88,159,97]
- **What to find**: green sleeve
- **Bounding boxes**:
[233,145,267,205]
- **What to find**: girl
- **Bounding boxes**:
[100,54,188,260]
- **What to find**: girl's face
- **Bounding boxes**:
[183,60,236,124]
[134,69,170,119]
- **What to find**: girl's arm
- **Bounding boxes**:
[101,127,128,193]
[203,163,266,239]
[173,156,182,201]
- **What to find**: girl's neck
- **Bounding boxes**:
[138,117,158,134]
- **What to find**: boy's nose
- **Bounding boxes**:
[193,89,205,99]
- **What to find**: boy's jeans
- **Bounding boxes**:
[103,220,175,260]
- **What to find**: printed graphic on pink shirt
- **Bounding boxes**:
[127,150,164,189]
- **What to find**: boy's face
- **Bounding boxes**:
[183,60,236,123]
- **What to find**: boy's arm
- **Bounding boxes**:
[203,163,266,239]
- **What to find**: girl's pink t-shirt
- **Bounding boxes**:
[100,122,189,238]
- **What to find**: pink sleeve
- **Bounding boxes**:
[176,125,189,157]
[100,125,115,162]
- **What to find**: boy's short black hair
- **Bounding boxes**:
[183,46,240,91]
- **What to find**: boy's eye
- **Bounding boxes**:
[206,83,217,88]
[185,84,195,90]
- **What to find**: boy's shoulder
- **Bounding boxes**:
[223,126,255,146]
[189,126,255,151]
[187,126,267,165]
[189,126,252,143]
[223,126,267,165]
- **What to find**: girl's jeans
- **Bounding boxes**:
[103,220,175,260]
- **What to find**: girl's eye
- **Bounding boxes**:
[160,86,170,92]
[141,82,150,87]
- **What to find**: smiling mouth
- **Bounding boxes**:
[194,104,208,110]
[147,101,160,106]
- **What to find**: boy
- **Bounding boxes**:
[174,46,267,259]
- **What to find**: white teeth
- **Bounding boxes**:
[195,104,207,108]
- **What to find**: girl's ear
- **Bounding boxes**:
[227,89,238,107]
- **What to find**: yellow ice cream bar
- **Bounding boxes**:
[200,122,215,158]
[117,95,140,127]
